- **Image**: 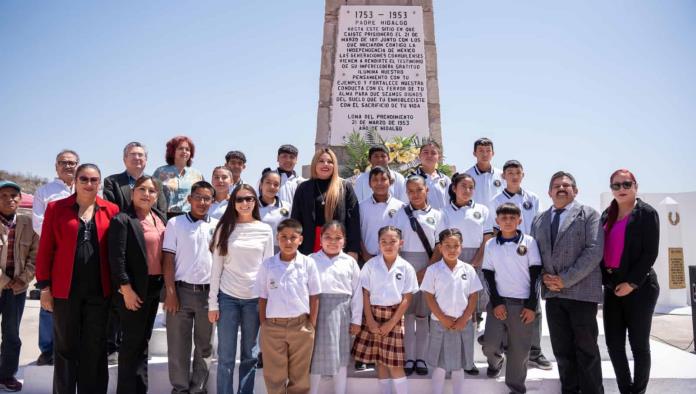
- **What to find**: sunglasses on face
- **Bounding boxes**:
[610,181,634,191]
[78,176,100,185]
[235,196,256,204]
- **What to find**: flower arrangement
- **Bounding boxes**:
[341,128,453,178]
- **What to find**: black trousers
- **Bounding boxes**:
[116,277,163,394]
[546,298,604,394]
[53,295,110,394]
[603,274,659,394]
[106,299,122,355]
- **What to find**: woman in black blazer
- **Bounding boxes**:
[601,169,659,394]
[291,148,361,259]
[108,175,167,394]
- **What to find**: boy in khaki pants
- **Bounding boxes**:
[256,219,321,394]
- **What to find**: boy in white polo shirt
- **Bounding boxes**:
[464,138,505,211]
[491,160,550,370]
[481,203,542,394]
[256,218,321,394]
[359,166,406,264]
[354,146,407,202]
[162,181,219,394]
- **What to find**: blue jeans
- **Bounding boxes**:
[39,307,53,353]
[0,290,26,378]
[217,293,259,394]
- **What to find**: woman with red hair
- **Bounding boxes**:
[600,169,660,394]
[153,136,204,218]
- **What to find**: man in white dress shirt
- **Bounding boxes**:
[31,149,79,366]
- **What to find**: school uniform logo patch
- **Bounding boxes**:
[460,273,467,280]
[269,279,278,289]
[523,201,532,210]
[426,217,435,225]
[493,180,502,188]
[388,209,397,218]
[473,211,482,220]
[280,208,289,217]
[439,179,446,187]
[395,273,403,280]
[516,245,528,256]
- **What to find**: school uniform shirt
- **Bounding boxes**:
[311,250,363,325]
[162,213,218,285]
[482,232,541,300]
[32,178,73,235]
[420,259,483,321]
[353,169,407,203]
[464,164,505,212]
[209,199,229,220]
[259,198,292,246]
[278,170,305,205]
[411,167,451,210]
[359,195,405,256]
[360,255,419,306]
[491,189,540,235]
[209,221,274,310]
[443,201,494,249]
[390,204,447,253]
[255,252,321,318]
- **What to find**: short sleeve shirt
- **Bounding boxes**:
[255,253,321,318]
[443,201,494,248]
[162,213,218,285]
[360,255,419,306]
[491,189,540,235]
[420,260,483,320]
[482,233,542,299]
[359,195,405,256]
[390,205,446,253]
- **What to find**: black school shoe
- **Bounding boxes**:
[404,359,415,376]
[36,351,53,366]
[464,364,479,375]
[414,359,428,375]
[354,361,367,371]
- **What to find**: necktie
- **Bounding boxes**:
[550,208,565,247]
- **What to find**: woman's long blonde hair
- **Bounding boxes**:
[310,148,343,222]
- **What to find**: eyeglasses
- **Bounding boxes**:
[610,181,634,191]
[78,176,100,185]
[190,194,213,203]
[58,160,78,167]
[235,196,256,204]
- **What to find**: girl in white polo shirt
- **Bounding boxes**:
[421,228,483,394]
[309,221,362,394]
[390,175,446,376]
[352,226,418,394]
[258,168,292,253]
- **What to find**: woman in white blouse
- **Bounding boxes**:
[208,184,274,394]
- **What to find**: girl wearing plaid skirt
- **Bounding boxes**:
[309,221,363,394]
[421,229,482,394]
[352,226,418,394]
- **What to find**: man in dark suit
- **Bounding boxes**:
[103,142,167,212]
[102,141,167,363]
[531,171,605,394]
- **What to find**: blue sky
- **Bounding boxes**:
[2,1,695,209]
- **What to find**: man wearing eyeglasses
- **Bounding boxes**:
[161,181,218,393]
[103,142,168,212]
[31,149,80,367]
[530,171,605,394]
[102,142,168,365]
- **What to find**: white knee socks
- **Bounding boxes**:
[379,378,393,394]
[452,369,466,394]
[334,366,348,394]
[431,367,446,394]
[392,376,408,394]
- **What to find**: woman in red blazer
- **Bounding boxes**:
[35,163,119,394]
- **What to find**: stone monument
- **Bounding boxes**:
[315,0,441,165]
